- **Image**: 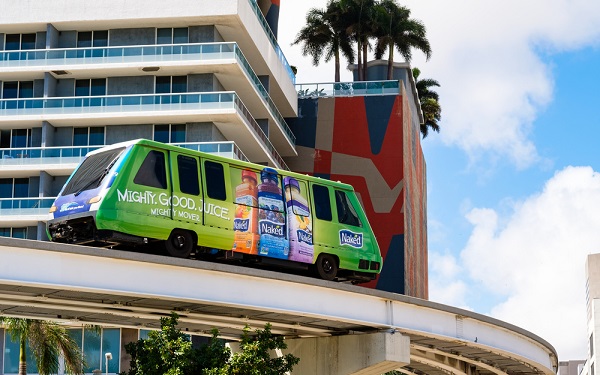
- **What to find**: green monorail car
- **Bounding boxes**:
[47,139,382,282]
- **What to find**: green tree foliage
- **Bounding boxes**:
[0,317,85,375]
[413,67,441,138]
[123,313,299,375]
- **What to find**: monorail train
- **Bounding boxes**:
[47,139,382,282]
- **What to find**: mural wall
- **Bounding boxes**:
[285,87,428,298]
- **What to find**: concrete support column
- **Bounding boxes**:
[120,328,138,374]
[41,121,55,147]
[231,332,409,375]
[46,23,59,49]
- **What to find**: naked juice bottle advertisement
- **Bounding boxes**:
[232,169,259,254]
[257,168,289,258]
[284,177,314,263]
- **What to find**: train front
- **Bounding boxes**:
[47,143,130,245]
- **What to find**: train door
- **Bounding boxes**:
[333,189,371,266]
[169,151,203,226]
[200,159,235,249]
[310,183,338,259]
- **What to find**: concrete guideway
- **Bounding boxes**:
[0,238,557,375]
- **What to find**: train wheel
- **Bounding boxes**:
[165,229,194,258]
[316,254,338,281]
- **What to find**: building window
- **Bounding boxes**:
[73,127,105,146]
[157,27,188,44]
[153,124,186,143]
[4,33,36,50]
[77,30,109,48]
[0,129,33,149]
[2,81,34,99]
[155,76,187,94]
[75,79,106,96]
[0,227,27,239]
[68,327,121,374]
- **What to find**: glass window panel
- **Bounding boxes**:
[18,81,34,98]
[13,178,29,198]
[3,82,18,99]
[20,33,36,50]
[75,80,90,97]
[0,228,11,237]
[134,150,167,189]
[154,125,169,143]
[157,28,172,44]
[11,228,27,238]
[173,27,189,44]
[139,329,151,340]
[93,30,109,47]
[4,332,37,372]
[68,328,84,349]
[90,79,106,96]
[5,34,20,50]
[1,129,11,148]
[205,161,226,201]
[89,127,105,145]
[73,127,88,146]
[171,124,186,143]
[178,155,199,195]
[77,31,93,48]
[83,328,102,373]
[171,76,187,93]
[12,129,28,148]
[102,329,121,374]
[0,179,12,198]
[312,184,332,221]
[155,76,171,94]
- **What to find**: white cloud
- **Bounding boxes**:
[459,166,600,359]
[279,0,600,167]
[428,251,471,309]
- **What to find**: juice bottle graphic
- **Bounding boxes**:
[257,168,289,258]
[233,169,259,254]
[284,177,314,263]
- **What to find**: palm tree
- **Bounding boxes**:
[413,67,441,138]
[374,0,431,80]
[338,0,376,81]
[292,0,354,82]
[0,317,85,375]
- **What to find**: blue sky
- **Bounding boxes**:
[279,0,600,360]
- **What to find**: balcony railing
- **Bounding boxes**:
[0,142,247,167]
[0,43,296,147]
[0,92,287,170]
[0,197,55,217]
[246,0,295,84]
[296,80,400,98]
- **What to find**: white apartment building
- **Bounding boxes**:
[0,0,298,243]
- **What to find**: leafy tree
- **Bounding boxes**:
[413,67,441,138]
[292,0,354,82]
[0,317,85,375]
[338,0,377,81]
[374,0,431,80]
[123,313,299,375]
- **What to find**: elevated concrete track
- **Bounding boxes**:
[0,238,557,375]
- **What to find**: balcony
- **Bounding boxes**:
[0,142,248,178]
[0,92,288,170]
[0,197,54,224]
[0,42,296,155]
[296,81,401,98]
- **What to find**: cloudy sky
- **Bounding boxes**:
[279,0,600,360]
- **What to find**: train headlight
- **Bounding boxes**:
[87,196,102,204]
[49,205,57,213]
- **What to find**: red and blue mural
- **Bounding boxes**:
[285,91,428,298]
[257,0,280,38]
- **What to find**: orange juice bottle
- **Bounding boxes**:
[233,170,259,254]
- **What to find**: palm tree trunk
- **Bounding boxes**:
[334,50,341,82]
[387,42,394,80]
[19,336,27,375]
[357,40,363,81]
[362,41,368,80]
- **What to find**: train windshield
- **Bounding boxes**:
[61,147,125,196]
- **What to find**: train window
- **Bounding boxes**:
[204,160,226,201]
[61,147,124,196]
[177,155,199,195]
[312,184,332,221]
[134,150,167,189]
[335,190,361,227]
